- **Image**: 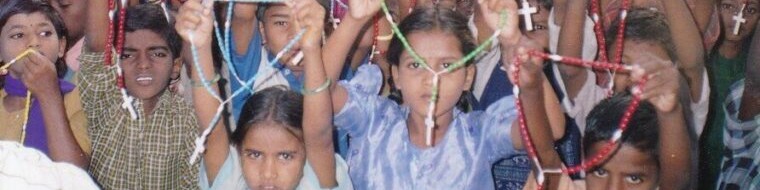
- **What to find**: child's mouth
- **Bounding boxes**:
[136,76,153,85]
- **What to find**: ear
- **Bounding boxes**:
[391,65,401,89]
[171,58,182,80]
[463,64,475,91]
[259,22,268,45]
[58,38,67,58]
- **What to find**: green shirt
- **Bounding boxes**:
[78,51,200,189]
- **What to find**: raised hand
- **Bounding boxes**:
[629,52,680,113]
[13,51,61,96]
[478,0,520,45]
[506,38,545,90]
[291,0,326,50]
[175,0,214,47]
[348,0,382,20]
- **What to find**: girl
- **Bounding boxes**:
[176,0,352,189]
[321,0,562,188]
[0,0,89,168]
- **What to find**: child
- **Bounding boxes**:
[322,0,563,188]
[554,6,708,135]
[0,0,89,168]
[701,0,759,188]
[79,2,198,189]
[49,0,88,82]
[176,0,352,189]
[524,91,693,190]
[716,22,760,189]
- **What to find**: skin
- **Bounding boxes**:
[50,0,87,49]
[120,30,181,115]
[239,123,306,190]
[717,0,760,58]
[260,4,304,74]
[391,30,475,147]
[586,144,660,190]
[178,0,339,188]
[522,0,550,49]
[0,12,89,168]
[739,18,760,121]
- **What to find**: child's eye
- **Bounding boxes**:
[246,151,262,159]
[152,52,168,58]
[592,169,608,177]
[534,24,547,30]
[9,33,23,39]
[747,7,757,14]
[120,53,133,60]
[409,62,422,69]
[625,175,643,184]
[721,3,733,10]
[274,21,288,26]
[278,153,293,160]
[442,63,452,69]
[39,31,53,37]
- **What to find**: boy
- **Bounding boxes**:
[79,2,198,189]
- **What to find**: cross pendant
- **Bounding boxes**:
[518,0,538,31]
[733,4,747,35]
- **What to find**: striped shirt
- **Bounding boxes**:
[718,79,760,189]
[78,51,199,189]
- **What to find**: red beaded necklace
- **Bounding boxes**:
[516,0,635,188]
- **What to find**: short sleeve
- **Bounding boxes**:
[334,64,386,137]
[199,147,247,190]
[689,70,710,136]
[553,66,606,132]
[481,95,519,157]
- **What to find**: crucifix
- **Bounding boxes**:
[518,0,538,31]
[733,3,747,35]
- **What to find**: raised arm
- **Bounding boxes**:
[480,0,564,187]
[632,52,693,190]
[662,0,706,102]
[294,0,339,186]
[555,0,590,100]
[176,0,230,182]
[84,0,110,52]
[739,23,760,120]
[15,52,89,168]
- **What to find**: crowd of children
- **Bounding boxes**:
[0,0,758,189]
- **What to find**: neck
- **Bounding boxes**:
[140,92,164,116]
[407,109,455,149]
[719,40,744,59]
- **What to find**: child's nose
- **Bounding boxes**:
[262,159,278,180]
[26,35,40,48]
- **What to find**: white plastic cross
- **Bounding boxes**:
[733,4,747,35]
[518,0,538,31]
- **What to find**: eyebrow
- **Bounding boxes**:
[269,14,290,19]
[123,46,170,52]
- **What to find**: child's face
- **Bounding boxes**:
[120,30,180,100]
[0,12,65,78]
[240,123,306,190]
[391,30,475,119]
[261,4,304,73]
[522,0,550,50]
[50,0,87,42]
[610,40,671,93]
[586,143,659,190]
[719,0,760,42]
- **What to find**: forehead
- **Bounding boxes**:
[242,124,303,151]
[404,30,464,60]
[622,40,669,60]
[589,142,658,173]
[2,12,53,30]
[265,4,292,19]
[123,29,168,48]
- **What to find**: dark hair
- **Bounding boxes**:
[386,7,476,112]
[606,8,677,62]
[231,86,304,147]
[0,0,68,78]
[583,93,660,167]
[124,4,182,60]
